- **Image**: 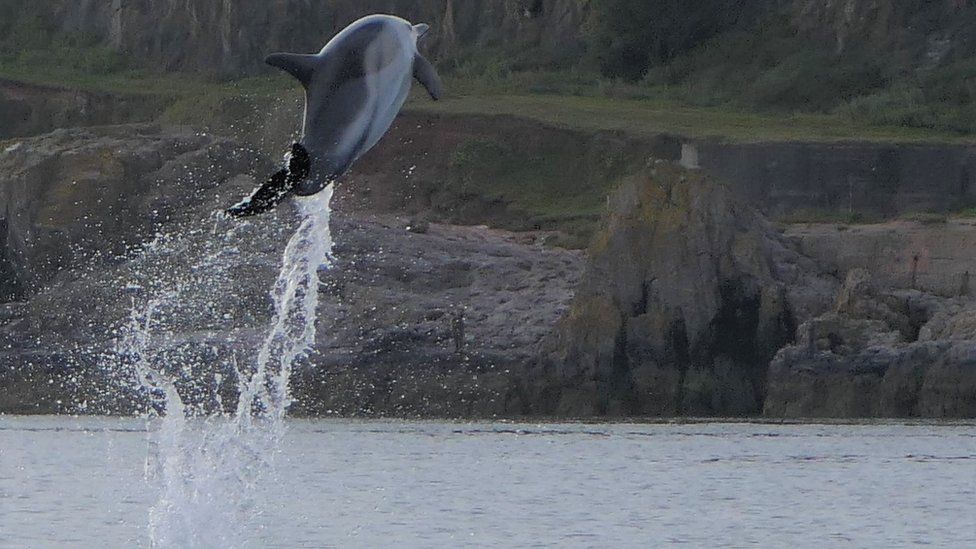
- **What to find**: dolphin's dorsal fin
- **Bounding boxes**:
[413,53,443,100]
[266,53,318,88]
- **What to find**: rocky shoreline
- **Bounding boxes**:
[2,122,976,418]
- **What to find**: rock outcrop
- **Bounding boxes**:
[786,220,976,297]
[5,122,976,419]
[0,124,582,416]
[765,268,976,418]
[694,141,976,219]
[0,124,264,300]
[527,165,836,416]
[0,79,164,140]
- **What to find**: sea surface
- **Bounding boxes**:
[1,416,974,548]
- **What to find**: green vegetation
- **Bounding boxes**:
[412,94,973,144]
[8,46,971,145]
[447,136,630,247]
[588,0,741,81]
[899,212,949,224]
[773,209,884,225]
[952,207,976,219]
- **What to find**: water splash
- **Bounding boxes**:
[116,187,334,548]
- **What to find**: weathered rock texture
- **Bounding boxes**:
[527,165,836,417]
[6,121,976,418]
[0,124,582,416]
[0,124,263,300]
[694,141,976,219]
[765,268,976,418]
[786,220,976,297]
[0,79,164,140]
[293,215,582,417]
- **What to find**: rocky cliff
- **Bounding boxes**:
[4,122,976,418]
[0,124,263,300]
[526,165,836,416]
[0,125,582,416]
[765,268,976,417]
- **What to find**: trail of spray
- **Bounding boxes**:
[117,187,334,548]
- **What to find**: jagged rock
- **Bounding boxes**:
[0,124,583,416]
[0,124,266,300]
[527,165,836,416]
[766,269,976,418]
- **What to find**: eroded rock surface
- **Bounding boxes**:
[766,268,976,418]
[0,124,263,300]
[528,165,836,417]
[0,124,582,416]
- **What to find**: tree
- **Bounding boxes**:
[588,0,743,81]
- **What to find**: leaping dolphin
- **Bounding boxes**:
[227,14,443,217]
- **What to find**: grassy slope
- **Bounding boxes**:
[3,56,973,145]
[5,60,975,236]
[408,93,975,144]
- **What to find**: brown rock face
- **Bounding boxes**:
[0,124,583,416]
[0,79,164,140]
[0,124,263,300]
[786,220,976,297]
[765,269,976,418]
[528,165,830,417]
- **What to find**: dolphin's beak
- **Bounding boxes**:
[413,23,430,39]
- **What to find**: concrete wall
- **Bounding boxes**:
[694,141,976,218]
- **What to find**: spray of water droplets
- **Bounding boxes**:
[113,187,334,547]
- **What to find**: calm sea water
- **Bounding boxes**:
[1,416,974,548]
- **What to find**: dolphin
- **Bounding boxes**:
[227,14,443,217]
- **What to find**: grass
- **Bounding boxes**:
[773,209,885,225]
[899,212,949,224]
[4,49,974,146]
[952,207,976,219]
[445,135,628,246]
[409,94,976,144]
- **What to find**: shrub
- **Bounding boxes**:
[587,0,740,82]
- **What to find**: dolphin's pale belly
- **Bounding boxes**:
[299,29,414,192]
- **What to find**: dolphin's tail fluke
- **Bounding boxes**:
[226,168,292,218]
[226,143,311,218]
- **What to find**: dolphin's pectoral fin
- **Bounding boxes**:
[226,143,312,217]
[413,23,430,39]
[413,53,443,101]
[266,53,318,88]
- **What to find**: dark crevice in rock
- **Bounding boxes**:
[531,165,825,417]
[0,217,25,301]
